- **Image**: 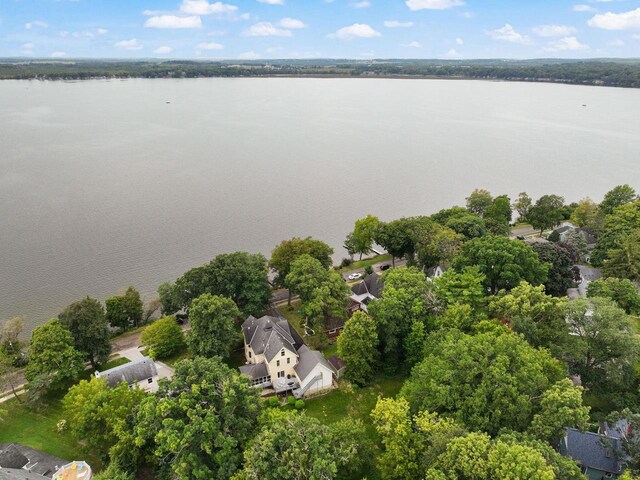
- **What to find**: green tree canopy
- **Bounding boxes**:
[433,266,487,311]
[531,242,576,297]
[133,357,262,480]
[337,311,379,385]
[466,189,494,217]
[600,184,637,215]
[513,192,533,223]
[587,277,640,315]
[401,327,565,435]
[570,197,600,228]
[350,214,381,260]
[59,296,111,368]
[25,319,84,391]
[238,410,365,480]
[603,229,640,281]
[453,235,549,294]
[140,316,185,359]
[592,200,640,265]
[187,294,240,358]
[106,286,143,330]
[528,194,566,234]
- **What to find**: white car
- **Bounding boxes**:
[348,273,362,280]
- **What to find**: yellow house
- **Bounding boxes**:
[240,315,335,398]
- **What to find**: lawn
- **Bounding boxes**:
[96,356,130,372]
[0,397,102,470]
[276,301,337,354]
[304,375,405,479]
[335,254,393,273]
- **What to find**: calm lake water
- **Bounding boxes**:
[1,78,639,333]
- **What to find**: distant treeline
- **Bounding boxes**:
[1,59,640,88]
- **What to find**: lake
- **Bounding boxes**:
[1,78,639,333]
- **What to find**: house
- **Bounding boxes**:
[559,427,625,479]
[95,357,160,393]
[324,316,347,339]
[0,443,77,479]
[349,273,385,313]
[328,355,347,379]
[426,265,448,280]
[239,315,336,398]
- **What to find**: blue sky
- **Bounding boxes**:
[1,0,640,59]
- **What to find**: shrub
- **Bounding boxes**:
[140,317,185,359]
[268,396,280,407]
[341,258,353,267]
[287,395,296,406]
[295,399,305,410]
[364,265,374,275]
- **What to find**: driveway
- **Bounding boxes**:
[342,258,407,281]
[576,265,603,297]
[116,346,174,383]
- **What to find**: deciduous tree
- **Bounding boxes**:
[187,294,239,358]
[603,230,640,281]
[531,242,575,297]
[140,316,185,359]
[350,214,381,260]
[600,184,637,215]
[588,277,640,315]
[59,296,111,368]
[337,311,379,385]
[466,189,493,217]
[528,194,565,234]
[513,192,533,223]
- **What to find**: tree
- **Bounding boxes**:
[123,287,143,327]
[1,316,24,358]
[337,312,379,385]
[592,200,640,265]
[528,195,565,234]
[432,207,487,240]
[565,297,640,393]
[528,379,590,443]
[487,441,555,480]
[93,463,134,480]
[433,266,486,311]
[140,316,185,359]
[375,218,419,265]
[415,223,463,271]
[63,376,146,457]
[270,237,333,305]
[466,189,493,217]
[588,277,640,315]
[401,328,564,436]
[600,184,637,215]
[59,296,111,368]
[531,242,575,296]
[187,294,239,358]
[489,282,569,354]
[570,197,599,228]
[0,351,22,403]
[368,267,436,367]
[132,357,262,480]
[563,229,588,260]
[157,281,181,315]
[453,235,549,294]
[239,410,365,480]
[604,230,640,281]
[286,255,348,332]
[435,303,485,332]
[25,319,84,391]
[106,295,129,331]
[513,192,533,223]
[486,195,513,225]
[350,214,380,260]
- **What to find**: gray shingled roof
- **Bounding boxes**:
[239,362,269,381]
[97,357,158,388]
[294,345,336,382]
[560,429,622,474]
[242,315,298,360]
[350,274,384,299]
[0,469,51,480]
[0,444,66,478]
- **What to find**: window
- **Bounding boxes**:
[277,371,285,378]
[329,329,337,334]
[276,360,280,367]
[287,358,291,364]
[281,350,285,357]
[248,351,252,358]
[148,378,153,384]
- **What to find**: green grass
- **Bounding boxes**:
[96,357,130,372]
[156,345,191,367]
[0,397,102,470]
[335,254,393,273]
[304,375,405,480]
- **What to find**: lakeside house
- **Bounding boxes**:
[426,265,448,280]
[0,443,92,480]
[95,357,162,393]
[349,273,385,314]
[239,315,336,399]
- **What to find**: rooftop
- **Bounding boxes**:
[96,357,158,387]
[53,461,92,480]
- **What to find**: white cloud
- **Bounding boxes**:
[97,28,108,35]
[456,37,464,45]
[244,22,292,36]
[114,38,144,50]
[180,0,238,15]
[352,1,371,8]
[145,15,202,29]
[22,42,35,50]
[443,48,461,58]
[406,0,464,11]
[544,36,589,51]
[487,24,532,44]
[402,41,422,48]
[533,24,577,37]
[588,8,640,30]
[25,20,48,29]
[197,41,224,49]
[279,17,306,29]
[154,46,173,54]
[573,5,596,13]
[384,20,414,28]
[238,50,261,59]
[459,11,475,18]
[257,0,284,4]
[328,23,381,40]
[50,51,66,58]
[607,39,625,46]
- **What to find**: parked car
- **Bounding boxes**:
[379,264,391,271]
[348,273,362,280]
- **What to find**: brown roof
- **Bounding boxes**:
[328,355,346,370]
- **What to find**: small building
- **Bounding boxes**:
[349,273,385,313]
[239,315,336,398]
[324,316,347,339]
[53,461,92,480]
[95,357,160,393]
[0,443,68,479]
[328,355,347,379]
[426,265,448,280]
[559,427,625,479]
